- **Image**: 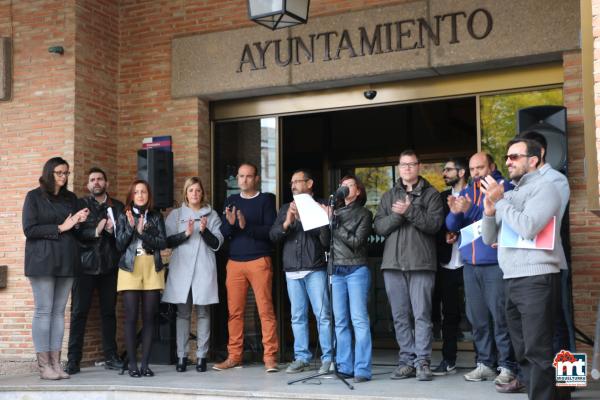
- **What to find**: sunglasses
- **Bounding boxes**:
[504,153,531,162]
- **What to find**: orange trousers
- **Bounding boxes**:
[225,256,279,362]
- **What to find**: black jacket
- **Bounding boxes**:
[77,195,125,275]
[116,209,167,272]
[22,187,82,277]
[436,189,453,266]
[374,177,444,272]
[269,201,329,272]
[332,201,372,266]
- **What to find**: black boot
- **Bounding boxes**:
[104,354,124,370]
[64,359,80,375]
[196,358,207,372]
[176,357,188,372]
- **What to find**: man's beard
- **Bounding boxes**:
[444,177,459,187]
[91,186,106,196]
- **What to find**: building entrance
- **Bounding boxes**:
[211,97,477,361]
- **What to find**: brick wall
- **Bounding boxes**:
[0,0,76,373]
[564,50,599,357]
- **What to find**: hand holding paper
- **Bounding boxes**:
[293,194,329,231]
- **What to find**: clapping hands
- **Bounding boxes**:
[391,197,411,215]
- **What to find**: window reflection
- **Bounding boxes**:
[480,88,563,178]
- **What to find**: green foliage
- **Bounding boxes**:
[480,88,563,178]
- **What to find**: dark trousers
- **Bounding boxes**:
[438,267,463,364]
[464,263,516,370]
[67,271,118,363]
[505,273,561,400]
[554,269,576,353]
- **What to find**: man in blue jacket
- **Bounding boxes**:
[446,152,517,384]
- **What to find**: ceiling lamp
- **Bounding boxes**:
[248,0,310,30]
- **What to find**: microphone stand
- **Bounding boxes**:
[287,194,354,390]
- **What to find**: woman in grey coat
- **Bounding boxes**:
[163,177,223,372]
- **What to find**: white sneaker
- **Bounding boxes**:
[494,367,516,385]
[464,363,497,382]
[318,360,332,374]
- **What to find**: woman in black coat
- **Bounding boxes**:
[116,179,167,377]
[22,157,89,380]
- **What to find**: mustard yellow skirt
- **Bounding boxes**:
[117,255,165,291]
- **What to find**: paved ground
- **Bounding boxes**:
[1,351,598,400]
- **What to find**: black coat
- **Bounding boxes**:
[77,195,125,275]
[116,209,167,272]
[269,200,329,272]
[436,189,453,266]
[22,187,82,277]
[332,201,372,266]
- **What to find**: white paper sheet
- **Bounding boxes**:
[293,194,329,231]
[107,207,117,237]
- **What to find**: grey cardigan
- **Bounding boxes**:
[481,170,562,279]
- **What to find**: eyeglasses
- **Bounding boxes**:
[442,167,457,173]
[53,171,70,177]
[504,153,531,162]
[289,179,308,186]
[399,162,419,169]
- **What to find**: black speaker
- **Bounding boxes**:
[149,302,177,365]
[137,149,174,209]
[517,106,567,173]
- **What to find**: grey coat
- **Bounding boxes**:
[374,177,444,272]
[162,204,223,305]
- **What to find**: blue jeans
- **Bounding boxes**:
[331,266,372,379]
[463,263,517,371]
[286,269,333,363]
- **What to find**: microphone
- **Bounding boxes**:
[334,185,349,200]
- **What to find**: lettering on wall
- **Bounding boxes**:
[237,8,493,73]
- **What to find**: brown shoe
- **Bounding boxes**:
[495,378,526,393]
[37,352,60,380]
[49,351,70,379]
[212,358,241,371]
[265,360,279,373]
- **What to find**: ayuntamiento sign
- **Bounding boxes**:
[172,0,579,100]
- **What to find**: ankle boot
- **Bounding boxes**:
[49,351,70,379]
[176,357,187,372]
[37,352,60,380]
[196,358,207,372]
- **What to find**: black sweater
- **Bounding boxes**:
[220,192,276,261]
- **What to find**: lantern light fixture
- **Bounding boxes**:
[247,0,310,30]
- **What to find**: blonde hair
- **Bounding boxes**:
[182,176,209,207]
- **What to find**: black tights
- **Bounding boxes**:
[122,290,160,371]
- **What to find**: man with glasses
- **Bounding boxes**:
[481,138,565,400]
[446,152,517,384]
[65,167,124,374]
[270,169,332,375]
[214,162,279,373]
[519,130,573,356]
[432,158,469,376]
[374,149,444,381]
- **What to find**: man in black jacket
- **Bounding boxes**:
[270,169,332,375]
[65,167,124,374]
[374,150,445,381]
[432,157,468,376]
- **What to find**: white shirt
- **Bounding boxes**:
[442,189,464,270]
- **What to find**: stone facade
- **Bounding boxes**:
[173,0,580,99]
[0,0,598,373]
